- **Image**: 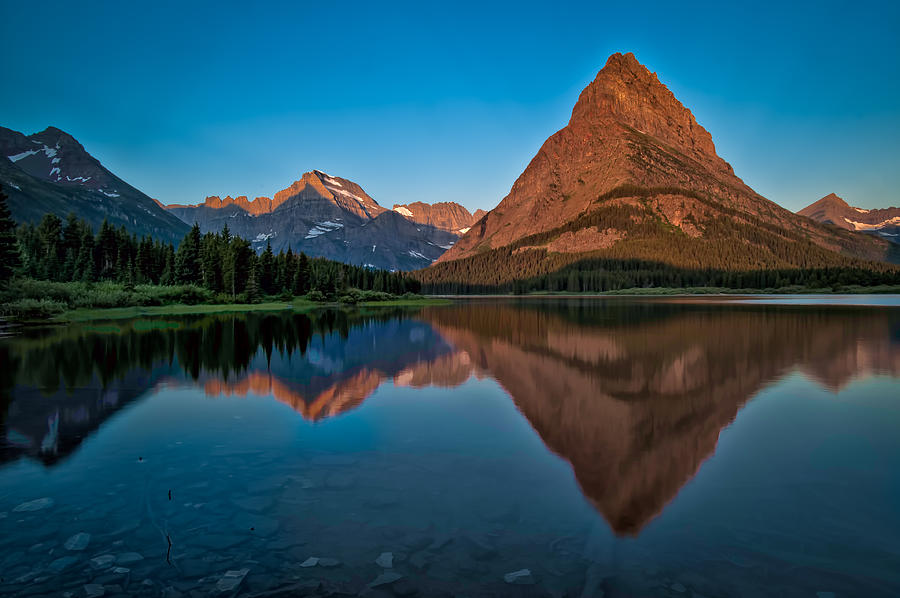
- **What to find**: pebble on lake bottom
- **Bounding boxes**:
[83,583,105,598]
[375,551,393,568]
[503,569,535,584]
[64,532,91,551]
[12,497,55,512]
[369,571,403,588]
[215,568,250,592]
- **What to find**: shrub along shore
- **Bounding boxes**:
[0,279,442,323]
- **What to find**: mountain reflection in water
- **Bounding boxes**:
[2,301,899,539]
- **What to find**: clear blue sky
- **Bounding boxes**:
[2,0,898,211]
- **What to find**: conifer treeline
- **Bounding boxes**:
[11,210,421,298]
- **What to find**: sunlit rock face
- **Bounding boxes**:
[391,201,484,235]
[433,53,892,275]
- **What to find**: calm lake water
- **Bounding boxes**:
[1,298,899,597]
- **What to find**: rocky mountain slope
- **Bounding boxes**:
[799,193,900,244]
[423,53,896,287]
[166,171,458,271]
[391,201,486,234]
[1,126,189,244]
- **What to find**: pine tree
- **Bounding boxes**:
[0,185,20,284]
[293,252,310,295]
[246,263,261,303]
[259,241,275,295]
[36,213,63,280]
[175,223,202,284]
[160,244,176,286]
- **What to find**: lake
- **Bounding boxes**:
[1,297,899,597]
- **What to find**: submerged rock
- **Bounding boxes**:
[317,558,341,568]
[64,532,91,551]
[48,555,79,573]
[215,568,249,593]
[503,569,535,585]
[116,552,144,565]
[83,583,105,597]
[375,552,393,568]
[90,555,116,569]
[368,571,403,588]
[13,497,54,512]
[300,557,319,568]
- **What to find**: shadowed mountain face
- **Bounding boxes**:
[165,171,458,270]
[0,126,189,244]
[2,303,898,536]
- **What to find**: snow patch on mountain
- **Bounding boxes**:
[253,231,277,243]
[843,216,900,231]
[394,206,413,217]
[304,220,344,239]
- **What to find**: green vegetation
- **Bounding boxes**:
[0,188,426,322]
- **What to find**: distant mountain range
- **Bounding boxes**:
[421,53,898,289]
[798,193,900,244]
[5,55,898,278]
[165,171,481,270]
[1,126,189,244]
[1,126,484,271]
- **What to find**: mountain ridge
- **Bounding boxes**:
[799,193,900,243]
[1,125,189,244]
[165,170,458,270]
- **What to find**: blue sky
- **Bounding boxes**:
[2,0,898,211]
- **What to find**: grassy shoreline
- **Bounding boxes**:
[3,279,898,326]
[55,297,453,323]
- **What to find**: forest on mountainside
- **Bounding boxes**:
[417,187,900,294]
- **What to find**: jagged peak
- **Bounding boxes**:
[820,192,849,206]
[569,52,721,166]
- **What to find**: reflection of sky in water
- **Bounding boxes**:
[0,303,898,597]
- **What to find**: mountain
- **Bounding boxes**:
[0,126,189,244]
[391,201,486,234]
[166,170,458,271]
[422,53,896,288]
[799,193,900,244]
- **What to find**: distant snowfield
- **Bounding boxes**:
[843,216,900,230]
[394,206,413,217]
[304,221,344,239]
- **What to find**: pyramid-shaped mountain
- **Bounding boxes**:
[424,53,896,287]
[799,193,900,244]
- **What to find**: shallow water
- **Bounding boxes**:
[1,299,899,597]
